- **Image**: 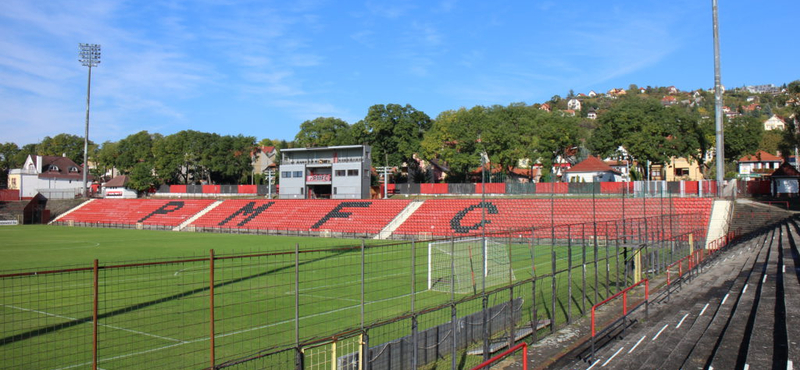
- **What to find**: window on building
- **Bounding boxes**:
[335,170,346,177]
[675,168,690,177]
[281,171,291,178]
[69,166,79,173]
[347,169,358,176]
[11,178,16,188]
[293,171,303,178]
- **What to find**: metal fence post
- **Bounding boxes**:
[209,249,216,370]
[361,240,365,331]
[93,259,99,370]
[508,240,514,349]
[411,240,418,370]
[582,224,587,316]
[451,238,458,370]
[594,221,599,306]
[295,243,303,370]
[530,226,538,343]
[551,231,556,334]
[567,227,572,324]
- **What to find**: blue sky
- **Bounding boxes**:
[1,0,798,146]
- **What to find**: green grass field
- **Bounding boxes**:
[0,225,646,370]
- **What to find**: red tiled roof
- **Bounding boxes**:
[739,151,781,163]
[566,156,621,174]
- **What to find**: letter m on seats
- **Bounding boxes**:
[219,201,274,227]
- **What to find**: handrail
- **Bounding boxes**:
[471,342,528,370]
[589,279,649,362]
[590,279,649,337]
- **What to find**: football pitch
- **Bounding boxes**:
[0,225,636,369]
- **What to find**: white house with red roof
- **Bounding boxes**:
[763,114,786,131]
[7,155,93,198]
[738,151,783,181]
[564,156,621,182]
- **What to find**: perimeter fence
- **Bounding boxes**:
[0,205,714,370]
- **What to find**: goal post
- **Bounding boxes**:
[427,238,515,294]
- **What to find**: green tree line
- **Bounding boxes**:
[3,82,799,191]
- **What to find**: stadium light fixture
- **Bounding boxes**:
[79,43,101,198]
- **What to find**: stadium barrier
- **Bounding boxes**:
[150,180,718,197]
[2,214,709,369]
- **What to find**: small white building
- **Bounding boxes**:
[567,98,582,111]
[763,114,786,131]
[564,156,621,182]
[7,155,92,199]
[103,175,138,199]
[770,162,800,196]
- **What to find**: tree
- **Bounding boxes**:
[724,115,763,162]
[0,142,21,188]
[588,96,689,176]
[294,117,353,147]
[115,131,162,192]
[94,141,119,179]
[759,130,783,155]
[421,107,486,182]
[357,104,432,173]
[38,133,95,165]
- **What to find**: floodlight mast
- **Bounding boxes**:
[712,1,724,195]
[79,43,100,198]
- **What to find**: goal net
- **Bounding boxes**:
[427,238,515,294]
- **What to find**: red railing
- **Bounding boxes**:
[591,279,649,337]
[667,229,739,286]
[471,342,528,370]
[590,279,649,361]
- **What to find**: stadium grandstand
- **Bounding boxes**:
[5,178,800,370]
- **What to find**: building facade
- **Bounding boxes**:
[7,155,91,199]
[279,145,372,199]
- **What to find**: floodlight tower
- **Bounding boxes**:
[712,1,724,195]
[79,43,100,198]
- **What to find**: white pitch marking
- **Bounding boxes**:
[722,294,729,305]
[763,275,767,283]
[2,304,185,343]
[699,303,709,317]
[744,364,749,370]
[783,265,786,273]
[628,335,646,354]
[788,360,793,370]
[586,359,599,370]
[676,313,689,329]
[743,284,748,294]
[652,324,669,341]
[601,347,624,367]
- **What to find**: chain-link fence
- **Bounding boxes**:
[2,205,707,369]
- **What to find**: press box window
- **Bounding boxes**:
[347,169,358,176]
[335,170,346,176]
[281,171,291,178]
[293,171,303,178]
